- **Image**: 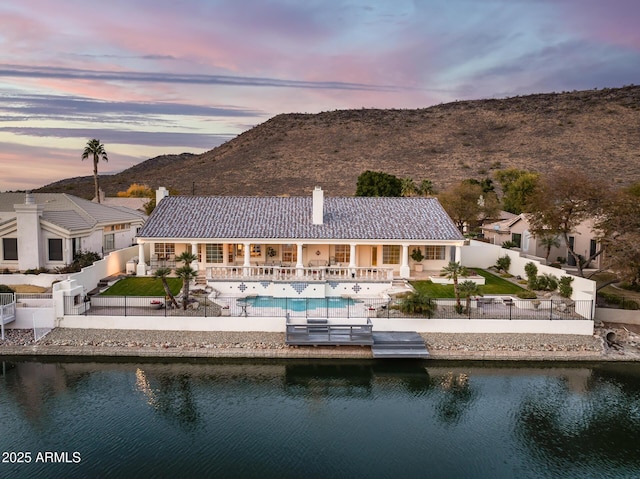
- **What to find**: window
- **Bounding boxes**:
[334,245,350,264]
[590,239,597,258]
[511,233,522,248]
[250,244,261,257]
[424,245,446,260]
[155,243,175,259]
[48,238,63,261]
[103,234,115,253]
[206,244,224,263]
[104,223,128,232]
[282,245,297,263]
[382,245,400,264]
[3,238,17,261]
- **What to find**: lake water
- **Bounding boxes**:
[1,358,640,479]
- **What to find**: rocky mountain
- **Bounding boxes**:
[37,85,640,198]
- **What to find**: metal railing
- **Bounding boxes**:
[62,295,593,320]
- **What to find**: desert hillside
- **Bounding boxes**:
[38,85,640,198]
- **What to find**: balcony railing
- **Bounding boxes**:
[204,265,394,282]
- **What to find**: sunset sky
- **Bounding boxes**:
[1,0,638,191]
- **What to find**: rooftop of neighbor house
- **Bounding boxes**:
[0,192,147,232]
[138,194,465,241]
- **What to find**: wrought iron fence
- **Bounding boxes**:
[63,295,594,320]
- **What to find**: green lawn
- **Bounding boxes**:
[411,269,526,298]
[101,277,183,296]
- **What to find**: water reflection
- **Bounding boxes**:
[516,365,640,473]
[2,359,640,478]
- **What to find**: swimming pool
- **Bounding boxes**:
[244,296,357,312]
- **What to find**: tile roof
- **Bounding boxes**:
[0,193,146,232]
[139,195,464,242]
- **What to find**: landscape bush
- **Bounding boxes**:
[558,276,574,298]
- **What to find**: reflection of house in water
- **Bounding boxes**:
[284,361,431,398]
[1,361,90,423]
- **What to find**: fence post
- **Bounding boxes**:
[549,300,553,320]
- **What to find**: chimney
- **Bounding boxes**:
[156,186,169,205]
[312,186,323,225]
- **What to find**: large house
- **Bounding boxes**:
[135,187,465,296]
[480,213,601,268]
[0,192,147,271]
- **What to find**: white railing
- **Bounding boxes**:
[205,265,394,282]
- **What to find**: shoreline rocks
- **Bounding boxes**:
[1,327,638,361]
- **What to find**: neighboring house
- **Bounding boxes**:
[135,187,465,282]
[480,213,601,267]
[0,192,147,272]
[93,188,149,213]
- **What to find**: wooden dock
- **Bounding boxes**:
[285,317,429,359]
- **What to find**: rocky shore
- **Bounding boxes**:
[2,325,639,361]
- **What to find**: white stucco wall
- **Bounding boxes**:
[55,314,594,335]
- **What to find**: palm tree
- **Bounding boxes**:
[458,280,481,314]
[441,261,469,313]
[398,290,436,317]
[419,179,436,196]
[401,178,417,197]
[175,251,198,310]
[153,267,179,309]
[538,234,561,263]
[81,139,108,203]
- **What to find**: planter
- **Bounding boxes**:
[221,308,231,316]
[414,264,424,272]
[150,301,164,310]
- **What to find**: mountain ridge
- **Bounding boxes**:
[37,85,640,198]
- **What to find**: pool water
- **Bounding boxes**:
[244,296,356,311]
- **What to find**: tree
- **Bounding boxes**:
[441,261,469,313]
[154,267,180,309]
[418,179,436,196]
[355,171,402,197]
[525,169,608,278]
[117,183,153,198]
[398,290,436,316]
[175,251,198,310]
[495,255,511,273]
[438,181,500,233]
[400,178,418,197]
[596,183,640,286]
[458,280,481,314]
[81,139,108,203]
[538,234,561,263]
[495,169,540,214]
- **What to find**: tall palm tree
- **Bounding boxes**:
[458,280,482,314]
[175,251,198,310]
[153,267,179,309]
[441,261,469,313]
[82,139,108,203]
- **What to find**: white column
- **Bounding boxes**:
[65,238,73,264]
[136,241,147,276]
[296,243,304,276]
[223,243,229,266]
[191,242,199,271]
[243,242,251,276]
[348,243,357,278]
[400,244,410,279]
[455,245,462,263]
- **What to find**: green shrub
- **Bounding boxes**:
[516,290,537,299]
[502,241,518,249]
[558,276,574,298]
[524,262,538,289]
[536,273,558,291]
[0,284,15,294]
